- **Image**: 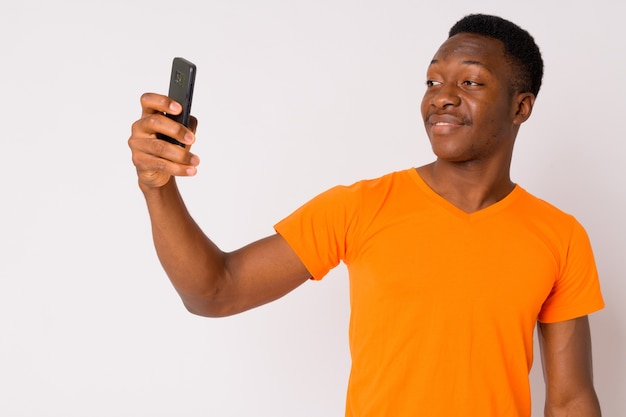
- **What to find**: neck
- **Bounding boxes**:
[416,159,515,213]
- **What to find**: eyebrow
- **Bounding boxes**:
[429,59,493,72]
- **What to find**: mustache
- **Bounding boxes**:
[425,112,472,125]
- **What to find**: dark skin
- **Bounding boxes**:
[128,33,600,416]
[418,33,533,212]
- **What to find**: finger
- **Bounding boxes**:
[131,133,199,166]
[132,113,196,146]
[130,137,200,175]
[140,92,182,118]
[188,116,198,134]
[134,152,199,178]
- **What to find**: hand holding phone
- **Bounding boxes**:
[158,57,196,147]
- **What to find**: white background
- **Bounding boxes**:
[1,1,624,416]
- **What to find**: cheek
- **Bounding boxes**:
[470,101,505,127]
[420,94,430,120]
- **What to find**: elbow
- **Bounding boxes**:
[172,272,237,317]
[178,291,245,318]
[182,299,232,318]
[545,388,602,417]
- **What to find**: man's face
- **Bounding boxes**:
[421,33,522,163]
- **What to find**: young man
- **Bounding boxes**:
[128,14,604,417]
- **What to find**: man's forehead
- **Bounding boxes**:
[430,33,505,65]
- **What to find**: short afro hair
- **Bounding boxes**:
[449,14,544,97]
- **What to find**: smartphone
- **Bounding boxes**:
[157,57,196,147]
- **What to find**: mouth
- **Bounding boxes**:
[427,113,465,125]
[426,113,468,133]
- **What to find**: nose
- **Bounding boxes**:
[429,83,461,109]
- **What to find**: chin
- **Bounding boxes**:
[431,144,472,162]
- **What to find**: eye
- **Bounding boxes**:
[426,80,441,87]
[462,80,482,87]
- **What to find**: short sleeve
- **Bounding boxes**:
[274,184,361,280]
[538,219,604,323]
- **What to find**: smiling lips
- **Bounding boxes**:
[426,114,468,134]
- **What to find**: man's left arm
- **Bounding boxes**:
[538,315,601,417]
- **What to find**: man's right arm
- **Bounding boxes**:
[128,93,311,317]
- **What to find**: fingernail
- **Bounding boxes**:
[186,167,197,176]
[169,102,181,112]
[190,155,200,166]
[184,132,195,144]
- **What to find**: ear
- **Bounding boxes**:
[512,93,535,125]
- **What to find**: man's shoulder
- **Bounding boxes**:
[349,168,416,191]
[514,185,579,228]
[311,168,418,214]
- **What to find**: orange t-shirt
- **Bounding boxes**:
[274,168,604,417]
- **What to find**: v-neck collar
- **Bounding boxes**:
[408,168,521,223]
